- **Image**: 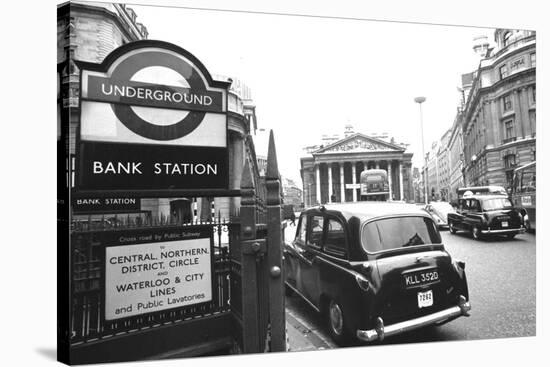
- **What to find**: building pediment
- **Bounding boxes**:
[313,133,405,154]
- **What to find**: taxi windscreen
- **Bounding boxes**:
[361,216,441,253]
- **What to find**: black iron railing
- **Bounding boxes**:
[70,217,238,344]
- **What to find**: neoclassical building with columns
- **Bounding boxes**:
[301,132,414,206]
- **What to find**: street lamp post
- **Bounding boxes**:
[414,96,429,205]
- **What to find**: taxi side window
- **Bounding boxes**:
[297,215,308,243]
[307,215,324,248]
[470,199,481,212]
[324,219,347,257]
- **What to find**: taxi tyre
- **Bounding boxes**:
[327,299,352,345]
[471,225,482,241]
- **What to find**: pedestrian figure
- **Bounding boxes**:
[290,211,296,226]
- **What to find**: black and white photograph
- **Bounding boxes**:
[2,0,547,366]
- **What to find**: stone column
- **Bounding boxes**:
[364,161,369,171]
[376,161,380,169]
[352,162,357,202]
[315,164,321,204]
[513,89,525,138]
[387,160,393,200]
[340,162,345,203]
[519,87,531,137]
[327,163,333,203]
[231,132,244,215]
[399,161,404,201]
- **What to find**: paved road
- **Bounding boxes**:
[284,225,536,347]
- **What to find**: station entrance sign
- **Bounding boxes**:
[103,226,214,320]
[76,41,231,194]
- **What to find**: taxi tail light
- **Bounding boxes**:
[355,274,370,292]
[452,259,465,273]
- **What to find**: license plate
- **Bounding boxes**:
[502,221,509,227]
[417,290,433,308]
[404,270,439,288]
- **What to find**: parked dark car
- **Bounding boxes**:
[447,194,525,240]
[424,201,456,229]
[283,202,471,345]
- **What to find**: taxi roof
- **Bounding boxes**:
[302,201,432,222]
[461,194,511,200]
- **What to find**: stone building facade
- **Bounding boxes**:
[412,167,425,203]
[301,131,414,206]
[461,29,536,189]
[448,113,465,203]
[425,143,439,201]
[436,129,451,201]
[282,177,303,211]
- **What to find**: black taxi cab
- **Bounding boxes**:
[284,202,471,345]
[447,194,525,240]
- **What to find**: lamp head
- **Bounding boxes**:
[414,96,426,104]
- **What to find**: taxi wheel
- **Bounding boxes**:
[327,300,351,345]
[449,221,457,234]
[472,226,482,241]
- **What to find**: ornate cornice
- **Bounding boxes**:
[313,133,405,155]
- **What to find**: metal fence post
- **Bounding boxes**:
[239,159,261,353]
[265,130,286,352]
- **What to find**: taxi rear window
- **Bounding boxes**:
[361,216,441,253]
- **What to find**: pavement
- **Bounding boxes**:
[286,309,334,352]
[283,220,333,352]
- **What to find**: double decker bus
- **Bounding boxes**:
[511,161,536,231]
[360,169,389,201]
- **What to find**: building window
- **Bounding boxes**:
[504,154,516,169]
[532,87,536,103]
[530,52,536,67]
[499,64,509,79]
[503,31,512,47]
[505,171,514,189]
[504,119,515,141]
[503,94,512,112]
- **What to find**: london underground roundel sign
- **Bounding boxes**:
[76,41,230,193]
[97,50,213,141]
[80,41,228,144]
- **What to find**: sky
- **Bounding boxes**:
[125,2,495,184]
